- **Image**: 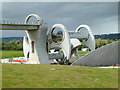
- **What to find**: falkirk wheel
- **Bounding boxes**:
[1,14,119,66]
[23,14,95,64]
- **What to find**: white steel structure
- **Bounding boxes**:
[0,14,95,64]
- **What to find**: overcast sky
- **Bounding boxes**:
[1,2,118,37]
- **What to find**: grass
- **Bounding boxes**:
[78,51,90,55]
[0,50,24,59]
[0,50,90,59]
[2,64,118,88]
[1,50,118,88]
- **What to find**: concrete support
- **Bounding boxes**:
[49,24,71,60]
[71,48,79,58]
[70,25,95,59]
[24,14,49,64]
[75,25,95,51]
[23,36,30,60]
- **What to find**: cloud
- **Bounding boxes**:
[1,2,118,37]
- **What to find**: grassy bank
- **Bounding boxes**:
[2,64,118,88]
[0,50,24,59]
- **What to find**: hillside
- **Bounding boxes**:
[94,33,120,40]
[0,37,23,42]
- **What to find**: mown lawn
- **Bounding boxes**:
[2,64,118,88]
[0,50,24,59]
[78,51,90,55]
[0,50,89,59]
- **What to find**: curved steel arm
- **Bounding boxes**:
[75,24,95,51]
[49,24,71,60]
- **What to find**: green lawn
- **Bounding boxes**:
[78,51,90,55]
[0,50,90,59]
[0,50,24,59]
[2,64,118,88]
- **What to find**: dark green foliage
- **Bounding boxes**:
[78,39,118,50]
[95,39,117,49]
[94,33,120,40]
[1,40,23,50]
[0,39,118,50]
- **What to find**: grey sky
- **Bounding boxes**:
[1,2,118,37]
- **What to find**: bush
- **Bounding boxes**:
[2,40,23,50]
[78,39,117,50]
[1,39,118,50]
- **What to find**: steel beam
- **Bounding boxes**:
[0,24,39,30]
[68,31,89,39]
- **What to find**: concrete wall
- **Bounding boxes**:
[71,42,119,67]
[26,23,49,64]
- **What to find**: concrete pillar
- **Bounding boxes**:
[24,14,49,64]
